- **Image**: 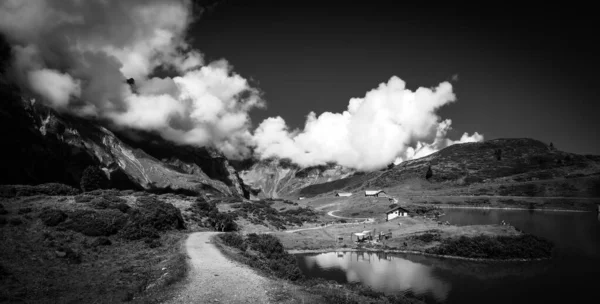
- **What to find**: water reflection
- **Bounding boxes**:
[299,251,451,302]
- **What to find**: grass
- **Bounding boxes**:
[0,193,189,303]
[425,234,554,259]
[215,232,425,304]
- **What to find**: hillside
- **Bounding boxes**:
[236,158,355,198]
[298,138,600,198]
[0,78,246,198]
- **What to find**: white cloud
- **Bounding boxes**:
[253,77,483,170]
[28,69,81,108]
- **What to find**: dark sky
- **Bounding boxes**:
[190,1,599,155]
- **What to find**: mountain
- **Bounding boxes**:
[297,138,600,198]
[235,158,355,198]
[0,79,247,197]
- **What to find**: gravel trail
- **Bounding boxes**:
[166,232,272,304]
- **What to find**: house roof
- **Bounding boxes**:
[336,192,352,195]
[365,190,384,195]
[385,206,409,214]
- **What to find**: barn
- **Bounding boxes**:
[365,190,387,197]
[385,206,409,221]
[335,192,353,197]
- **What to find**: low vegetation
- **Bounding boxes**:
[425,234,553,259]
[80,166,110,192]
[0,183,80,197]
[229,200,318,230]
[0,192,188,303]
[216,233,424,303]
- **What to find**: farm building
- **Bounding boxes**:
[385,206,409,221]
[335,192,353,197]
[365,190,387,197]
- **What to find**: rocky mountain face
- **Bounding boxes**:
[0,79,247,197]
[235,158,355,198]
[298,138,600,197]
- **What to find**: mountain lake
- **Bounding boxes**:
[295,207,600,303]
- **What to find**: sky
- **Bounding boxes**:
[189,1,599,155]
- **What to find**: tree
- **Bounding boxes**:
[549,142,554,150]
[425,166,433,180]
[494,149,502,161]
[387,163,394,170]
[80,166,109,192]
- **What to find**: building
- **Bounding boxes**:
[298,196,306,200]
[335,192,353,197]
[365,190,387,197]
[385,206,409,221]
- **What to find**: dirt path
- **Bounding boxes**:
[166,232,272,304]
[327,210,373,221]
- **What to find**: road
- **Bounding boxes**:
[166,232,273,304]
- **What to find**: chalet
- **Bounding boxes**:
[298,196,306,200]
[365,190,387,197]
[385,206,409,221]
[335,192,353,197]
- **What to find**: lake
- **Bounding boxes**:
[295,208,600,303]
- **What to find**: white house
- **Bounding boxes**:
[335,192,353,197]
[365,190,387,197]
[385,206,409,221]
[298,196,306,200]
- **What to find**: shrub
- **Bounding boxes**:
[80,166,110,192]
[426,234,553,259]
[39,209,68,226]
[219,233,247,251]
[60,209,127,236]
[89,196,130,213]
[74,195,94,204]
[425,166,433,180]
[9,217,23,226]
[118,197,184,240]
[0,183,79,197]
[0,203,7,215]
[411,232,441,243]
[18,207,33,214]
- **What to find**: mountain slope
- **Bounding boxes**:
[0,79,246,197]
[236,159,355,198]
[298,138,600,197]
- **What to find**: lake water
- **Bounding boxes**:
[295,208,600,303]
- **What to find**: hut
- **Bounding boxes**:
[385,206,409,221]
[365,190,387,197]
[335,192,353,197]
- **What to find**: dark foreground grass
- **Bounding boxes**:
[216,233,425,304]
[0,194,188,304]
[425,234,554,259]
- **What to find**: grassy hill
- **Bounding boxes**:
[298,138,600,200]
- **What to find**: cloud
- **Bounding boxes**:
[253,77,483,171]
[0,0,263,159]
[28,69,81,108]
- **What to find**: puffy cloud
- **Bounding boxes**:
[253,77,483,170]
[0,0,263,159]
[28,69,81,108]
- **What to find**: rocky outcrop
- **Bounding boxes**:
[0,80,247,197]
[238,158,355,198]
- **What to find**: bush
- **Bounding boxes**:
[0,183,79,197]
[219,233,303,281]
[411,232,441,243]
[39,209,68,226]
[219,233,247,251]
[18,207,33,214]
[89,196,130,213]
[9,217,23,226]
[118,197,184,240]
[60,209,127,236]
[74,195,94,204]
[426,234,553,259]
[80,166,110,192]
[0,203,7,215]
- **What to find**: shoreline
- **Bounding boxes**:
[433,205,591,212]
[288,247,550,262]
